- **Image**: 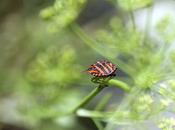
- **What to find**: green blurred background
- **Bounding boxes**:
[0,0,120,130]
[1,0,175,130]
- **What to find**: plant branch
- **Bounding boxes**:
[93,94,112,130]
[69,23,135,77]
[71,85,106,113]
[143,4,153,44]
[128,0,136,30]
[71,79,130,113]
[129,10,136,30]
[108,79,131,92]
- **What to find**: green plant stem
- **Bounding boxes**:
[71,79,130,113]
[129,10,136,30]
[108,79,131,92]
[93,94,112,130]
[143,4,153,44]
[93,120,104,130]
[69,23,135,77]
[95,93,112,111]
[128,0,136,30]
[72,85,106,113]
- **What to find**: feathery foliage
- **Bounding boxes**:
[0,0,175,130]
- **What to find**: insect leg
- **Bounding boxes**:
[91,77,101,84]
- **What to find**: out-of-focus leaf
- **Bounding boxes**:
[158,117,175,130]
[156,15,175,43]
[110,0,152,11]
[105,78,175,130]
[117,0,152,11]
[40,0,86,32]
[26,45,82,86]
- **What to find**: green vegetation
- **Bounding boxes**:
[0,0,175,130]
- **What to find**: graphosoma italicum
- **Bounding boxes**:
[86,60,117,77]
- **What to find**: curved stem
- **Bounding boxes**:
[71,79,131,113]
[108,79,131,92]
[71,85,106,113]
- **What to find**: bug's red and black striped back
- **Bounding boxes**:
[86,60,117,77]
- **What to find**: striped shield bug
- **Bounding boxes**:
[86,60,117,78]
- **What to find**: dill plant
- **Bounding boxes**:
[39,0,175,130]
